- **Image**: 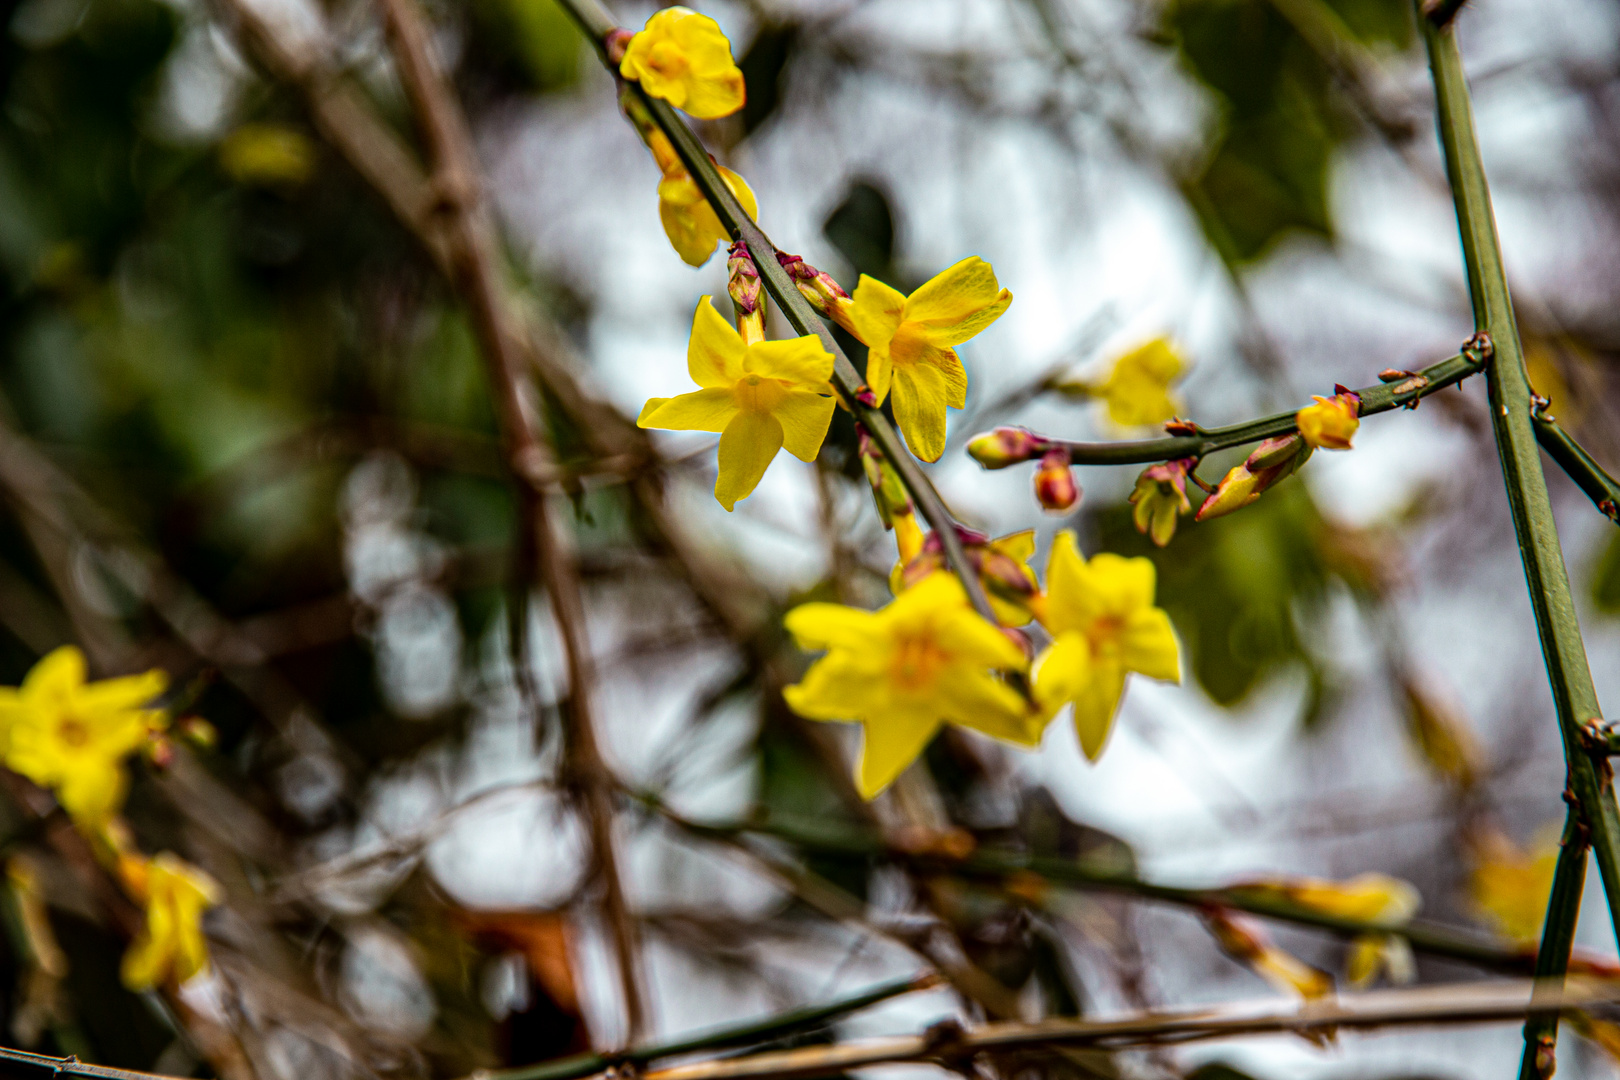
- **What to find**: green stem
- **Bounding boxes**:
[1533,415,1620,525]
[1420,8,1619,1073]
[557,0,998,623]
[1518,810,1589,1080]
[661,807,1537,974]
[993,347,1482,468]
[473,973,937,1080]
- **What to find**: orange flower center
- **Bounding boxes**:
[646,41,690,82]
[1086,615,1124,658]
[55,715,90,748]
[888,321,933,367]
[889,633,948,692]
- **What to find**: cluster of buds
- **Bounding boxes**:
[727,241,764,344]
[778,252,858,338]
[893,522,1041,627]
[1195,434,1313,521]
[1128,457,1195,546]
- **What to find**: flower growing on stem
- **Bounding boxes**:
[1031,533,1179,760]
[1054,337,1185,428]
[778,253,856,332]
[1128,457,1195,546]
[848,258,1012,461]
[639,298,836,510]
[118,852,221,991]
[1296,389,1361,450]
[643,128,759,267]
[891,525,1041,627]
[619,7,746,120]
[0,646,167,828]
[1229,872,1421,989]
[783,573,1037,798]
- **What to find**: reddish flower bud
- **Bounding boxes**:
[1034,449,1080,512]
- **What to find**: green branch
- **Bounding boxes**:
[556,0,999,624]
[1519,810,1589,1080]
[1534,415,1620,525]
[978,347,1484,469]
[1420,5,1618,1073]
[661,807,1538,974]
[471,973,937,1080]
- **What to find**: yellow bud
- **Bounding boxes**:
[1297,392,1361,450]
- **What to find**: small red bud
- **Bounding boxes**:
[1034,449,1080,512]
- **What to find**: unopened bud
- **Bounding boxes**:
[857,426,913,526]
[1296,391,1361,450]
[1196,436,1312,522]
[726,241,761,316]
[146,736,175,770]
[1129,457,1194,546]
[777,252,858,336]
[1034,449,1079,512]
[967,427,1050,470]
[177,716,218,749]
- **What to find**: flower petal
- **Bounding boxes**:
[891,365,951,462]
[689,296,747,387]
[850,275,907,350]
[1120,608,1180,682]
[714,409,783,510]
[938,669,1037,746]
[746,336,834,387]
[1070,659,1127,762]
[783,654,884,721]
[1086,553,1157,615]
[78,669,167,716]
[865,344,893,404]
[902,257,1012,344]
[24,646,85,699]
[1033,630,1091,720]
[720,166,758,220]
[855,709,940,798]
[783,603,882,653]
[934,609,1028,672]
[1039,531,1090,635]
[659,175,729,266]
[638,388,739,433]
[774,391,836,462]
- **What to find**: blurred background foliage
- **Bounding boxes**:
[0,0,1615,1077]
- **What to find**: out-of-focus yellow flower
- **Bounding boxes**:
[1296,391,1361,450]
[638,298,836,510]
[1230,871,1421,990]
[0,647,167,828]
[1470,826,1558,946]
[1401,678,1484,791]
[849,258,1012,462]
[1204,906,1333,1000]
[1031,533,1179,761]
[783,573,1036,798]
[118,853,221,991]
[218,123,316,187]
[657,158,758,267]
[892,528,1040,627]
[1088,338,1185,428]
[619,7,745,120]
[1129,458,1194,547]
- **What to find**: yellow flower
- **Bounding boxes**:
[1091,338,1184,428]
[218,123,316,187]
[1031,533,1179,761]
[1230,872,1421,990]
[1128,458,1194,547]
[657,158,759,267]
[1470,826,1557,945]
[1296,391,1361,450]
[619,7,745,120]
[849,258,1012,462]
[783,573,1036,798]
[119,853,221,991]
[638,298,836,510]
[0,647,167,828]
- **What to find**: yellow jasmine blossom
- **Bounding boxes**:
[645,130,759,267]
[0,647,167,828]
[783,573,1037,798]
[1296,391,1361,450]
[1031,533,1178,761]
[1230,872,1421,989]
[619,7,746,120]
[638,298,836,510]
[119,853,221,991]
[1083,337,1185,428]
[849,258,1012,462]
[1469,826,1558,946]
[1128,458,1194,547]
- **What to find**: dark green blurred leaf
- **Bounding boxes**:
[1592,531,1620,613]
[738,22,799,136]
[468,0,584,92]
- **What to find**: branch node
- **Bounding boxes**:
[1461,331,1494,368]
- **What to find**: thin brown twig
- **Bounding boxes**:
[374,0,649,1043]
